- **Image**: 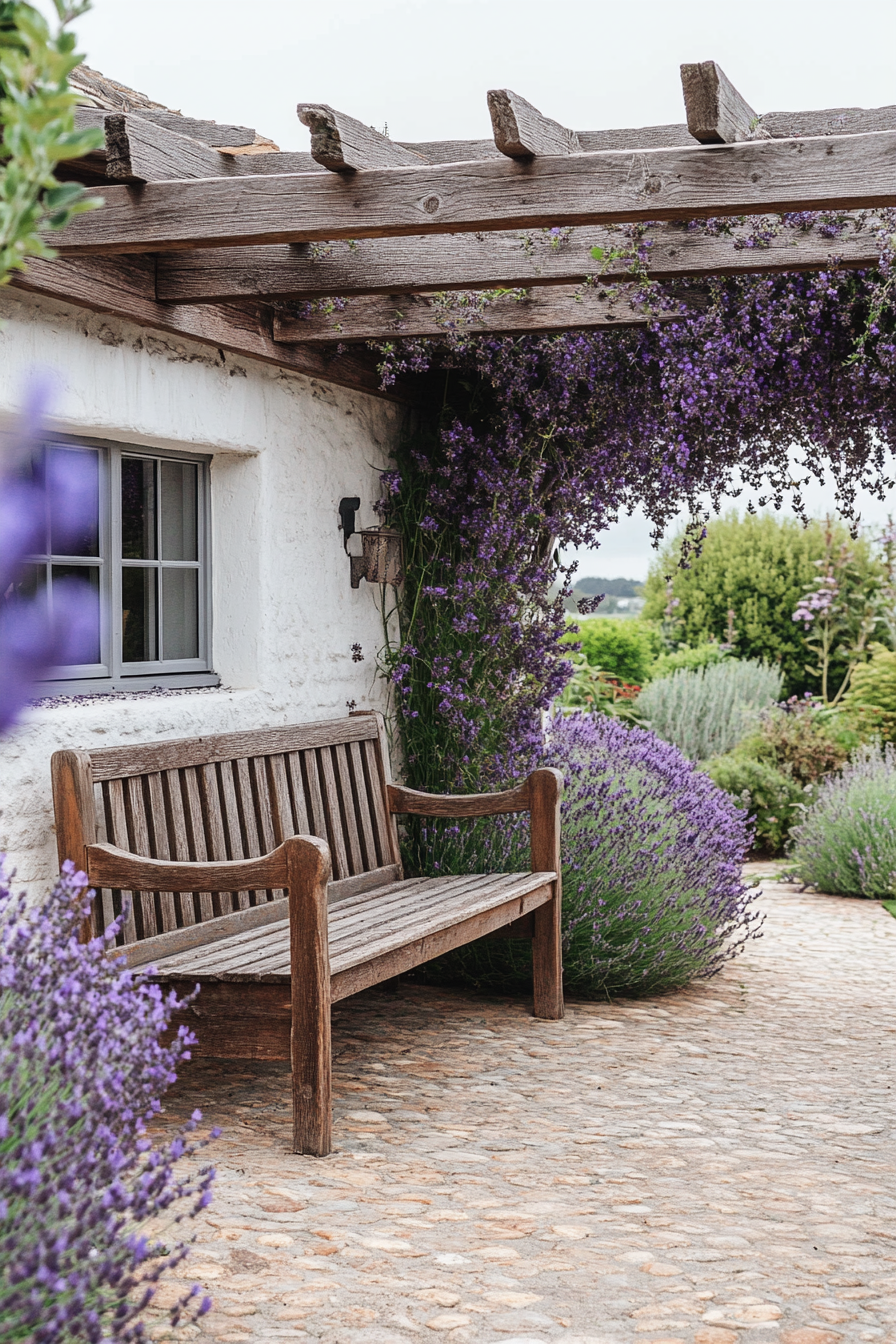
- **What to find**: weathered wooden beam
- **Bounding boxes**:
[155,218,882,304]
[487,89,580,158]
[297,104,426,171]
[53,132,896,257]
[680,61,759,144]
[124,110,256,148]
[74,104,256,149]
[270,284,689,342]
[6,256,406,400]
[74,107,318,182]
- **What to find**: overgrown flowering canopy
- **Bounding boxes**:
[0,860,216,1343]
[378,214,896,787]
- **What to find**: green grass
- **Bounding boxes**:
[881,899,896,919]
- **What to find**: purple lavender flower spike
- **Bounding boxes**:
[0,380,100,734]
[0,857,216,1338]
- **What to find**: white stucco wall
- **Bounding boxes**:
[0,289,405,888]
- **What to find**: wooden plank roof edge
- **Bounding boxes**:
[6,256,415,404]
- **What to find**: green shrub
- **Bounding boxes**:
[842,646,896,742]
[641,512,882,696]
[648,642,729,681]
[633,658,784,761]
[556,651,640,714]
[740,700,851,786]
[705,753,806,855]
[789,743,896,896]
[567,617,661,686]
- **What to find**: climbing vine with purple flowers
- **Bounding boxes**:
[376,210,896,791]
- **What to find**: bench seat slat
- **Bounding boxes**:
[148,870,555,983]
[150,873,486,979]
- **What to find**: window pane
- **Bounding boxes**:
[52,565,101,664]
[122,567,157,662]
[12,562,45,603]
[121,458,156,560]
[162,568,198,660]
[160,460,198,561]
[49,447,99,557]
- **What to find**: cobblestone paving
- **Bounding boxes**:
[158,877,896,1344]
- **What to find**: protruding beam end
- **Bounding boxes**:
[487,89,581,159]
[680,60,762,144]
[297,103,427,171]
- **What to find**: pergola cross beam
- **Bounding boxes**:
[53,130,896,256]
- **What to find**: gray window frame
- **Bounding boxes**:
[34,434,217,694]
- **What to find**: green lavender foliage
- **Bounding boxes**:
[789,743,896,896]
[641,513,882,697]
[0,1,102,282]
[633,658,784,762]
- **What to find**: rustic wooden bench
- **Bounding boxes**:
[51,711,562,1155]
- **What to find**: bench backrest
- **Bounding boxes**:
[51,712,401,947]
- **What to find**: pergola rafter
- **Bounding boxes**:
[14,60,894,392]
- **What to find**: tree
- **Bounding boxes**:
[641,512,883,697]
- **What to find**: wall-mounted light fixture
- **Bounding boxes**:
[339,498,404,589]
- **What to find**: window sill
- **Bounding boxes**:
[31,671,221,702]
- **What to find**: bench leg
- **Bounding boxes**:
[532,886,564,1020]
[287,835,333,1156]
[529,768,564,1021]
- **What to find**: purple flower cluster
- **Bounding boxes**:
[793,574,839,626]
[1,383,98,733]
[377,213,896,789]
[0,860,216,1341]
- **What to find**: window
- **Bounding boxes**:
[24,437,216,692]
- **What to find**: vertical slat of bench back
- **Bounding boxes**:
[357,711,402,869]
[70,715,397,949]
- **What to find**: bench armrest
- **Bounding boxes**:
[387,767,563,820]
[87,841,292,893]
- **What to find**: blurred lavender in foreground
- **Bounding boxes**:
[0,382,99,733]
[0,859,217,1342]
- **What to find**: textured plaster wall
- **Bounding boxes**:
[0,290,404,887]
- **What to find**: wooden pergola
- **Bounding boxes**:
[14,60,896,398]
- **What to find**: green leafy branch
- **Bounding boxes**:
[0,0,103,283]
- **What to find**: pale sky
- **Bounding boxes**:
[59,0,896,580]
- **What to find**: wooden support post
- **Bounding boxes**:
[287,833,334,1156]
[529,767,564,1021]
[487,89,581,158]
[297,104,426,171]
[680,60,760,144]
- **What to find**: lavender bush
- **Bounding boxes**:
[789,743,896,896]
[410,714,759,999]
[0,859,216,1342]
